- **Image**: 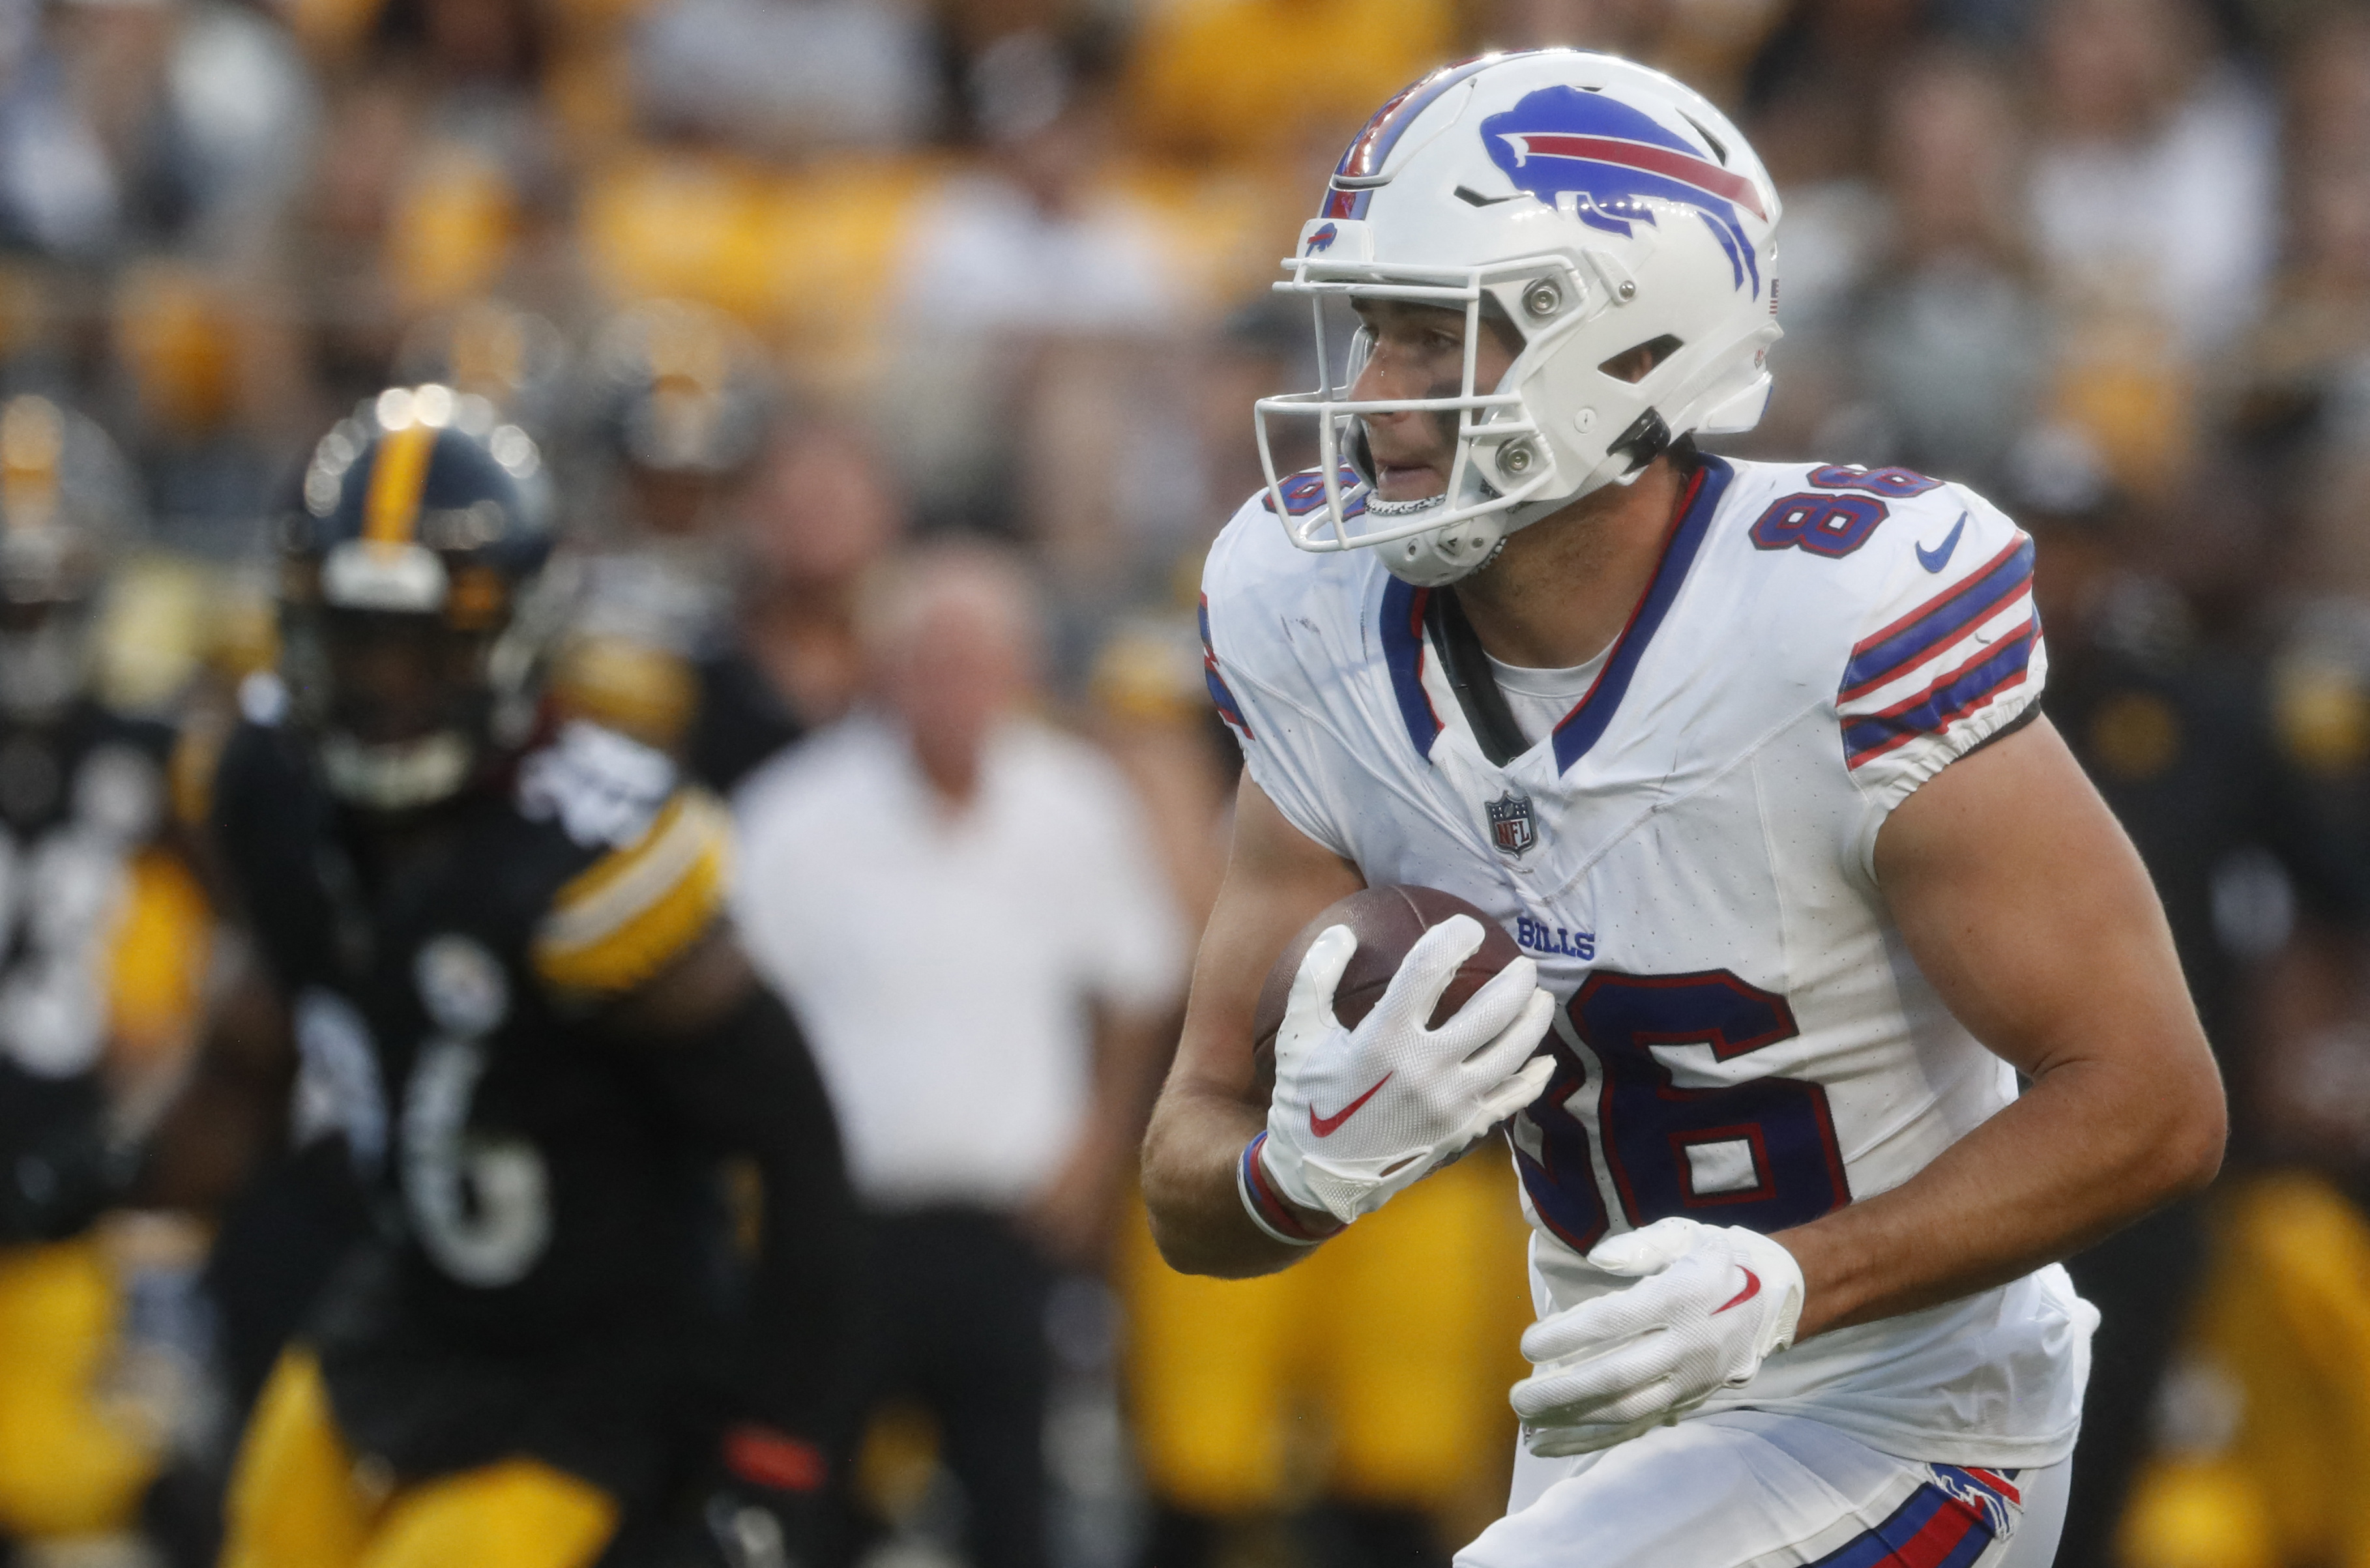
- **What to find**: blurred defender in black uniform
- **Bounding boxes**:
[555,301,804,796]
[0,394,197,1556]
[151,387,860,1568]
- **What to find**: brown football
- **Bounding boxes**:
[1250,885,1523,1079]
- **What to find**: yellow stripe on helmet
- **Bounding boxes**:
[362,421,439,546]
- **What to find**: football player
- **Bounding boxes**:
[0,393,212,1557]
[555,300,804,795]
[151,386,859,1568]
[1142,51,2225,1567]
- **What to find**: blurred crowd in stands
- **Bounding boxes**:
[3,0,2370,1565]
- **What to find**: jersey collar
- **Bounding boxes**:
[1378,456,1732,776]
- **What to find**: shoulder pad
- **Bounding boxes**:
[1203,484,1376,680]
[516,720,680,850]
[549,632,699,754]
[531,785,731,996]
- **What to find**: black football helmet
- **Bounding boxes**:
[278,385,558,812]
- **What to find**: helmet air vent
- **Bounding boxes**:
[1679,113,1729,166]
[1600,335,1684,383]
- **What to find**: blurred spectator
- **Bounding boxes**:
[887,27,1181,541]
[370,0,553,175]
[632,0,939,154]
[2226,9,2370,487]
[108,260,290,562]
[733,420,906,734]
[2028,0,2275,493]
[901,29,1171,340]
[371,0,571,315]
[1472,0,1678,56]
[1729,0,1919,462]
[392,296,574,441]
[1124,0,1454,169]
[1743,0,1927,191]
[733,543,1186,1568]
[1848,46,2045,489]
[2099,411,2370,1562]
[0,0,315,261]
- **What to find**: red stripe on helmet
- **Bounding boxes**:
[1497,132,1766,220]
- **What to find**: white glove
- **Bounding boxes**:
[1512,1217,1806,1457]
[1258,915,1555,1227]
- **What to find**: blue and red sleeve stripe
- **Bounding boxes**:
[1839,538,2034,703]
[1199,595,1253,741]
[1841,624,2036,770]
[1807,1468,2019,1568]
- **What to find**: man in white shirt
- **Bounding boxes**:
[733,543,1186,1568]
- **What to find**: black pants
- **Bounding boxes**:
[854,1206,1051,1568]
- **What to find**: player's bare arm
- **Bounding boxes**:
[1774,714,2226,1337]
[1142,774,1364,1277]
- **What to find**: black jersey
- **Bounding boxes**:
[213,715,804,1494]
[0,701,174,1243]
[686,647,802,796]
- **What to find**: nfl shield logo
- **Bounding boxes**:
[1487,792,1537,857]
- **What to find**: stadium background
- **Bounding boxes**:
[0,0,2366,1565]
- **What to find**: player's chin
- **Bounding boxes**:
[1371,463,1446,502]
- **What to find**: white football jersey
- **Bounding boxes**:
[1201,455,2096,1468]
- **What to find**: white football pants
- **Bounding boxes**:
[1459,1409,2070,1568]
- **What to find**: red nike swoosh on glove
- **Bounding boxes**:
[1714,1268,1761,1314]
[1309,1072,1393,1137]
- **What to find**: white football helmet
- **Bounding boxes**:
[1254,50,1783,585]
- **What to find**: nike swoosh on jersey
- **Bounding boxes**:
[1714,1267,1761,1314]
[1916,514,1968,573]
[1309,1072,1394,1137]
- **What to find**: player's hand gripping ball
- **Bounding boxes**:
[1253,886,1555,1227]
[1512,1216,1806,1456]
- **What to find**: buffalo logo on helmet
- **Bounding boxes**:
[1487,791,1537,856]
[1480,85,1763,294]
[1304,222,1339,255]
